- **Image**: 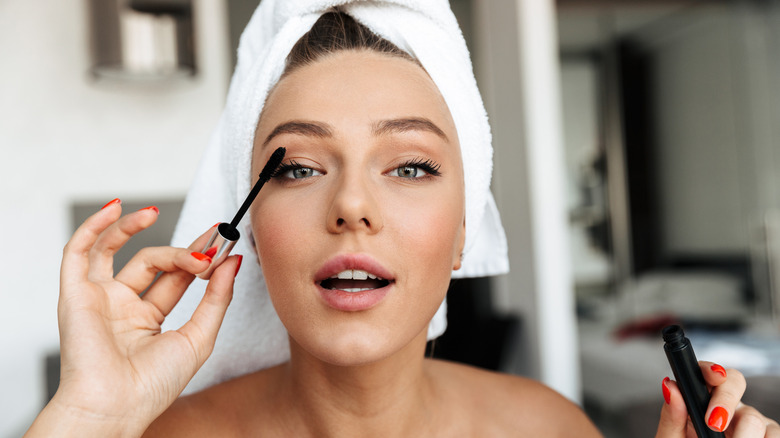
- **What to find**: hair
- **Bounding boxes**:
[281,10,422,78]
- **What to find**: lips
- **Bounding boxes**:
[320,269,390,292]
[315,254,395,311]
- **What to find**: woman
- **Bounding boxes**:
[25,2,779,437]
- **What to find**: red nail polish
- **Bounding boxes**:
[101,198,121,210]
[234,255,243,277]
[711,364,727,378]
[662,377,671,404]
[213,222,221,228]
[204,247,218,259]
[191,252,212,263]
[708,406,728,432]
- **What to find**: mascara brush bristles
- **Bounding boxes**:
[229,147,286,228]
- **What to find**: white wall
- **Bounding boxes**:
[650,13,748,256]
[640,7,780,259]
[0,1,229,435]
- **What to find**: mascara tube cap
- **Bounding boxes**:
[197,223,240,280]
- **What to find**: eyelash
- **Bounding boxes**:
[271,160,307,179]
[395,158,442,178]
[270,158,443,180]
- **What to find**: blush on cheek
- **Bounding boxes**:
[398,207,463,270]
[252,215,301,290]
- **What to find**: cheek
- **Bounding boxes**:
[250,198,316,305]
[391,191,464,281]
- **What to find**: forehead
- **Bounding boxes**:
[256,50,458,142]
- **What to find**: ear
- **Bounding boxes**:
[452,217,466,271]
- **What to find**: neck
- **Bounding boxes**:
[278,330,437,437]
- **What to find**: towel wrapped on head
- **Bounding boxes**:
[163,0,509,394]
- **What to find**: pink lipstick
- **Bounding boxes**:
[315,254,394,311]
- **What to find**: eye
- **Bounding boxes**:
[288,167,319,179]
[273,161,323,180]
[390,158,442,179]
[394,165,425,178]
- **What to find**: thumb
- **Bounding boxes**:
[656,377,694,438]
[177,254,240,367]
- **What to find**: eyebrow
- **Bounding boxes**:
[372,117,448,142]
[262,117,448,147]
[262,121,333,147]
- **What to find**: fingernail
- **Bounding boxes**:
[234,255,243,277]
[141,206,159,214]
[204,247,218,258]
[213,222,221,228]
[708,406,728,432]
[101,198,121,210]
[711,364,727,378]
[662,377,671,404]
[191,252,212,263]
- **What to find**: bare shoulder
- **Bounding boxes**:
[427,359,602,437]
[142,371,261,438]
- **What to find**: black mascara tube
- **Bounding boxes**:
[662,325,724,438]
[196,147,286,280]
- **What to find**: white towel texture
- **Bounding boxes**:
[163,0,509,394]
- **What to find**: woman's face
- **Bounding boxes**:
[251,50,465,366]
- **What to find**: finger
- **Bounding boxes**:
[656,377,691,438]
[88,206,160,281]
[730,405,768,437]
[140,225,222,313]
[140,252,215,316]
[187,222,221,253]
[705,367,746,433]
[114,247,210,294]
[60,199,122,291]
[767,418,780,438]
[700,361,728,387]
[175,255,241,366]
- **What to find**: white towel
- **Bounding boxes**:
[163,0,509,394]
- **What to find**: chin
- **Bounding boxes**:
[292,322,422,367]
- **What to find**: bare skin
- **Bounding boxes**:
[145,50,602,438]
[146,356,598,438]
[25,50,779,438]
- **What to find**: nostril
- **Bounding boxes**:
[333,217,373,229]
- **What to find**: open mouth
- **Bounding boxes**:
[319,269,391,292]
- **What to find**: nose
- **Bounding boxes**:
[326,171,383,234]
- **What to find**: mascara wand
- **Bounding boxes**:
[197,147,286,279]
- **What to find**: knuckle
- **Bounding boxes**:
[62,240,84,257]
[169,271,194,290]
[738,407,766,431]
[134,246,168,266]
[136,246,158,258]
[730,368,747,391]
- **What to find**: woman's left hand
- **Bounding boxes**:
[655,361,780,437]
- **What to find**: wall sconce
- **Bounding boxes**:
[88,0,196,81]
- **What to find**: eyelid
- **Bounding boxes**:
[395,158,442,175]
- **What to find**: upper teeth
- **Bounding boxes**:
[330,269,381,280]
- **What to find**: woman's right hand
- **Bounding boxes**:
[25,200,241,437]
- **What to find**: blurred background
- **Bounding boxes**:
[2,0,780,436]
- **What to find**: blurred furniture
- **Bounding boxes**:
[578,272,780,437]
